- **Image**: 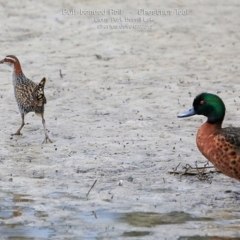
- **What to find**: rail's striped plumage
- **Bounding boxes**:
[0,55,52,143]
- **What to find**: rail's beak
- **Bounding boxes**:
[0,59,4,64]
[177,107,196,118]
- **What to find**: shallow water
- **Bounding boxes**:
[178,237,240,240]
[0,193,239,239]
[0,226,52,239]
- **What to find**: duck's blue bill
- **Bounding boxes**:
[177,107,196,118]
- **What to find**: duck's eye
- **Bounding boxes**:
[200,100,204,105]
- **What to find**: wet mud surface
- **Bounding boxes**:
[0,0,240,239]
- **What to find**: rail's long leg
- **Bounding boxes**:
[12,114,25,135]
[41,113,52,144]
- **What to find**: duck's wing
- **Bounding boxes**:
[218,127,240,150]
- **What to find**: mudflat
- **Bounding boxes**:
[0,1,240,239]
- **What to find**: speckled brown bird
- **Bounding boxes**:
[0,55,52,143]
[178,93,240,181]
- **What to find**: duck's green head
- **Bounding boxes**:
[177,93,226,123]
